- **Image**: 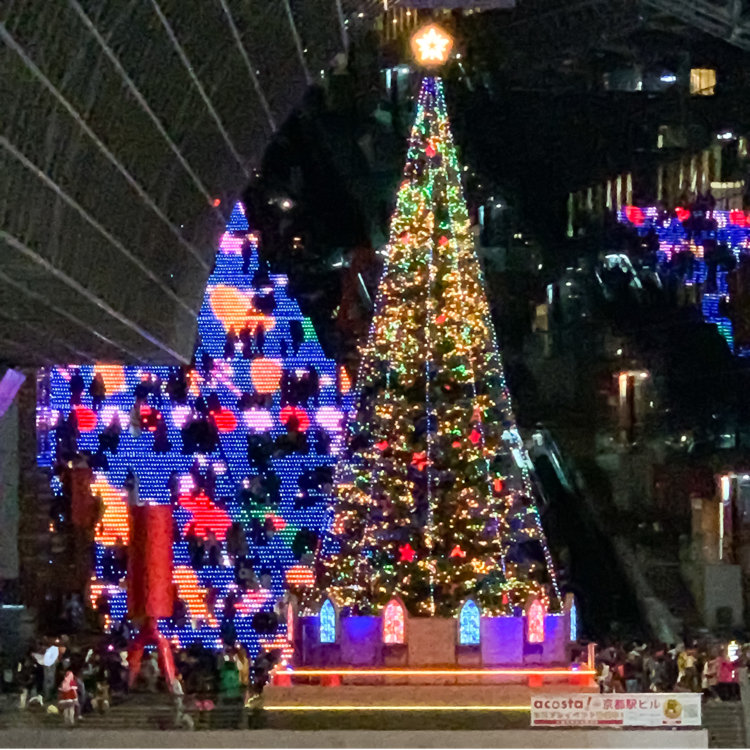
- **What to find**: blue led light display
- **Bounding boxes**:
[319,599,336,644]
[569,599,577,642]
[458,599,480,645]
[37,202,351,657]
[618,206,750,356]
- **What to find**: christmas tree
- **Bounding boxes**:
[38,202,350,656]
[315,77,559,617]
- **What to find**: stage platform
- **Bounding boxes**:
[272,664,595,689]
[264,682,595,712]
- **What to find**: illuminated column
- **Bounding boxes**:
[605,180,613,210]
[625,173,633,205]
[715,144,723,185]
[525,598,546,687]
[567,193,574,237]
[383,598,406,644]
[127,504,176,691]
[128,505,174,620]
[719,474,733,562]
[657,165,664,204]
[702,149,710,193]
[615,175,623,210]
[526,598,546,644]
[690,155,698,194]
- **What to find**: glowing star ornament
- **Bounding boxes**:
[410,24,454,68]
[399,543,416,562]
[411,452,428,471]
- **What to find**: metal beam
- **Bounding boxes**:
[67,0,223,218]
[1,230,190,364]
[0,268,139,361]
[149,0,251,178]
[1,136,194,316]
[0,22,210,271]
[642,0,750,51]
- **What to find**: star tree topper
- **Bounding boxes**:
[410,24,454,68]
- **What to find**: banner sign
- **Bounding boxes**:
[531,693,702,727]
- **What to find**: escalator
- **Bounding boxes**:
[534,451,646,642]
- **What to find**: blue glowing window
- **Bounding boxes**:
[570,599,578,642]
[458,599,480,645]
[320,599,336,643]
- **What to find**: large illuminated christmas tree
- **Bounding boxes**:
[316,77,560,617]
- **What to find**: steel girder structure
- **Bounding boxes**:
[641,0,750,51]
[1,0,346,367]
[502,0,643,63]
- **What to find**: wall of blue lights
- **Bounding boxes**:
[37,202,351,657]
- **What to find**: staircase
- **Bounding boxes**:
[704,702,746,748]
[645,559,702,635]
[0,695,254,732]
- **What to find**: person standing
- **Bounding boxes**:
[717,651,740,701]
[234,644,251,706]
[702,651,720,701]
[42,639,59,702]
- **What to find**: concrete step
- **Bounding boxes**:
[704,701,746,748]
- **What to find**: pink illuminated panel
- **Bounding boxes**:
[527,599,545,644]
[383,599,406,644]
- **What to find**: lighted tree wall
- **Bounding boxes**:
[313,77,560,617]
[38,203,351,655]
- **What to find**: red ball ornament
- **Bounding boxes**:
[493,478,504,493]
[438,235,449,247]
[375,440,389,451]
[675,206,690,223]
[469,428,481,445]
[435,313,446,324]
[425,143,436,158]
[452,440,461,448]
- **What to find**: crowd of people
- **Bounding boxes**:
[595,641,745,701]
[11,631,281,728]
